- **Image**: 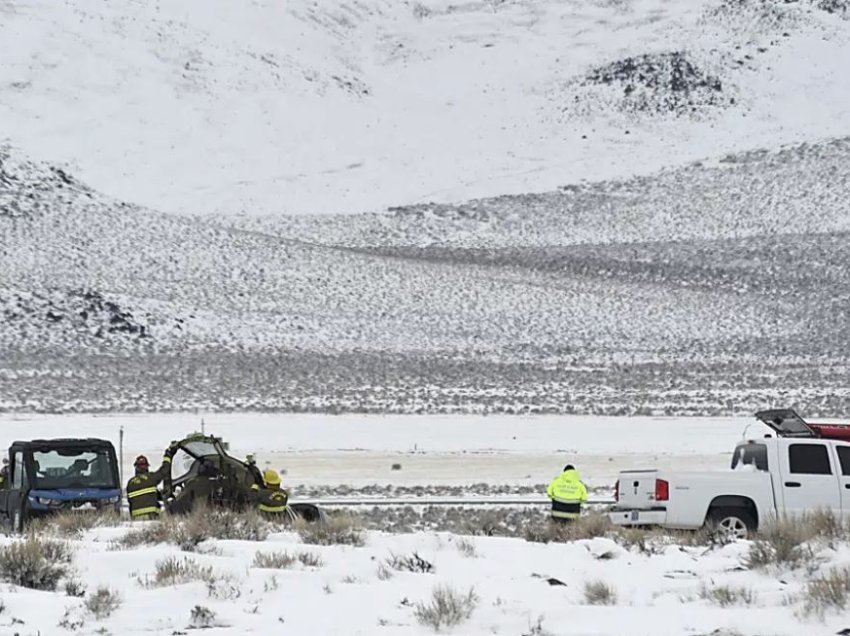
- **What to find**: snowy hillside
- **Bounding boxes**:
[2,0,850,414]
[1,0,850,216]
[2,137,850,414]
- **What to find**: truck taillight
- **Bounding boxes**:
[655,479,669,501]
[614,480,619,502]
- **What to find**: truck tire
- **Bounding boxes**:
[706,507,755,541]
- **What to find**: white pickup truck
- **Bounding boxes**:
[608,409,850,539]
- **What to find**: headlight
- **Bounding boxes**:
[36,497,61,506]
[105,496,120,504]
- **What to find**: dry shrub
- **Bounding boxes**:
[583,579,617,605]
[252,551,296,569]
[455,537,478,558]
[140,556,216,588]
[65,579,87,597]
[459,510,505,537]
[298,551,324,567]
[0,535,73,590]
[699,583,756,607]
[804,509,847,542]
[385,552,434,574]
[33,510,122,538]
[207,577,242,601]
[414,585,478,632]
[85,586,122,619]
[295,514,364,546]
[57,607,85,631]
[190,605,217,628]
[523,513,614,543]
[801,567,850,618]
[252,550,323,569]
[115,506,269,550]
[744,516,817,570]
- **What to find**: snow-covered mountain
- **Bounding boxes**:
[1,0,849,216]
[2,0,850,414]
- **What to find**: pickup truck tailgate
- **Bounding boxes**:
[616,470,662,509]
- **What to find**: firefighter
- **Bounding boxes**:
[0,458,7,488]
[546,464,588,522]
[255,469,289,519]
[126,452,171,520]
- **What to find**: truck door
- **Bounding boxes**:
[778,441,841,517]
[833,445,850,519]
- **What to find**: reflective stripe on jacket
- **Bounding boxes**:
[546,469,588,519]
[257,488,289,516]
[126,459,169,519]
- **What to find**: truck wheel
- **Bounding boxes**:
[706,507,755,541]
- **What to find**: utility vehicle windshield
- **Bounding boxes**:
[32,447,117,489]
[181,440,220,458]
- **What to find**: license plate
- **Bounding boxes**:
[630,510,639,521]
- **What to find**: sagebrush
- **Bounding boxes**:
[252,550,323,569]
[385,552,434,574]
[295,514,364,546]
[699,584,756,607]
[0,535,73,591]
[115,506,269,550]
[744,516,818,570]
[801,567,850,618]
[85,586,122,619]
[414,585,478,632]
[190,605,217,629]
[140,556,216,588]
[583,580,617,605]
[33,510,122,538]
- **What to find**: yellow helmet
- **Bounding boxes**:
[264,469,281,486]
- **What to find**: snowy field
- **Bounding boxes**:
[0,413,848,635]
[5,520,844,636]
[0,413,766,491]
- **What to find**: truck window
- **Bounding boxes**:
[11,452,26,489]
[837,446,850,476]
[789,444,832,475]
[731,443,768,471]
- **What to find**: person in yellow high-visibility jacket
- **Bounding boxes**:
[546,464,588,522]
[254,469,289,519]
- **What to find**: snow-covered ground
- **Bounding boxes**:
[1,0,850,217]
[6,522,846,636]
[0,412,848,635]
[0,412,771,491]
[5,521,845,636]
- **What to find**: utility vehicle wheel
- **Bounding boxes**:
[706,507,755,541]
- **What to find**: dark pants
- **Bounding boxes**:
[551,499,581,522]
